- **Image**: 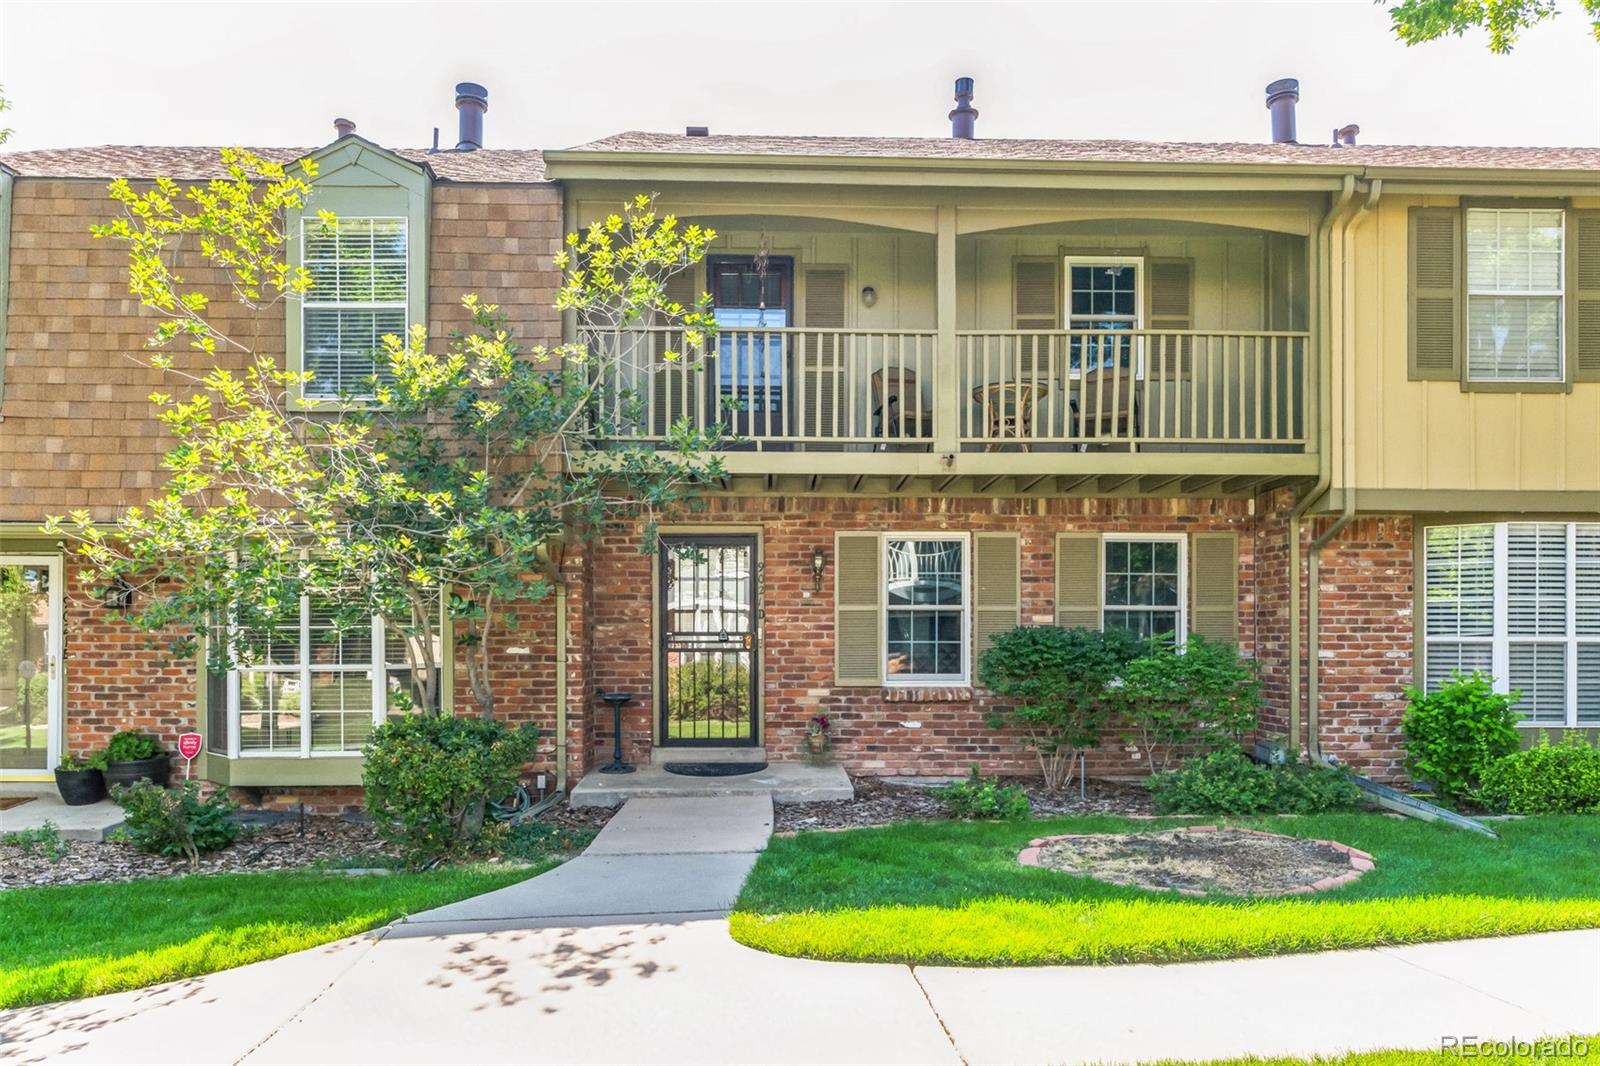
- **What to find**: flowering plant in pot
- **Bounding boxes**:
[804,715,832,762]
[102,730,170,790]
[55,751,108,806]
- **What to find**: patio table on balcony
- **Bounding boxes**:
[971,381,1049,452]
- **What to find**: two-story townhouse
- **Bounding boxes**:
[1,79,1595,810]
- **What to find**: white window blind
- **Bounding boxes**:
[1465,209,1564,382]
[1424,522,1600,727]
[302,217,408,400]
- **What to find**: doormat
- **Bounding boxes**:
[0,797,34,811]
[663,762,769,778]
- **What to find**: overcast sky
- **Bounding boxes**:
[3,1,1598,153]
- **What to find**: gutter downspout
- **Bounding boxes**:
[1306,177,1382,761]
[555,581,569,795]
[1289,174,1355,757]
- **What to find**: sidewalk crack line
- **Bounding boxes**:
[909,964,968,1066]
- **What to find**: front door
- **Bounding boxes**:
[658,535,759,746]
[1,557,64,778]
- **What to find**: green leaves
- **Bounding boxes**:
[1401,672,1523,807]
[1387,0,1600,53]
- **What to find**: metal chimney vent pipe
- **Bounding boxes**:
[686,125,709,137]
[949,77,978,139]
[1264,78,1299,144]
[455,82,488,151]
[1334,123,1360,146]
[333,118,356,139]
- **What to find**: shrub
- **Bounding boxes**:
[1113,635,1261,772]
[2,822,68,862]
[111,781,240,868]
[935,766,1031,820]
[1149,749,1363,815]
[1477,732,1600,814]
[1401,673,1521,807]
[57,751,107,771]
[980,626,1139,790]
[363,714,538,868]
[104,730,163,763]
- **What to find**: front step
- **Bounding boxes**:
[569,760,853,808]
[649,746,768,765]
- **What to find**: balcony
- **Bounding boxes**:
[590,325,1315,494]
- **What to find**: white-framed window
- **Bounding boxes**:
[230,596,444,757]
[1065,256,1143,375]
[883,534,969,684]
[301,217,409,401]
[1424,522,1600,728]
[1102,534,1186,642]
[1465,208,1565,383]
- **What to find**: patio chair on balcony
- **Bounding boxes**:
[1071,362,1142,451]
[870,367,932,450]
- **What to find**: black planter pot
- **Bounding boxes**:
[104,754,170,791]
[55,767,107,806]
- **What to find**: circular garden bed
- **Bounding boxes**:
[1018,825,1375,897]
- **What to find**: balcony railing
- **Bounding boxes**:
[589,327,1311,453]
[956,330,1310,450]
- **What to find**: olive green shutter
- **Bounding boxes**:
[1014,258,1060,377]
[1407,207,1462,381]
[802,268,846,440]
[972,534,1020,661]
[652,268,704,436]
[1054,532,1102,630]
[1146,258,1194,375]
[1573,210,1600,383]
[835,532,882,685]
[1190,532,1239,644]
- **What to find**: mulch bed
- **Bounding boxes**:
[774,775,1152,833]
[1023,826,1372,897]
[0,800,615,890]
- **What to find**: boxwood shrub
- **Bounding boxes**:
[1477,732,1600,815]
[1149,748,1363,816]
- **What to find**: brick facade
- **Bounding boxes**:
[588,495,1266,778]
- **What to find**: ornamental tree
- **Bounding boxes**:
[1387,0,1600,53]
[47,150,724,719]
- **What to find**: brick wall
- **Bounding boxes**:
[1308,515,1415,781]
[588,495,1262,778]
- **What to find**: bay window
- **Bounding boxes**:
[1424,522,1600,727]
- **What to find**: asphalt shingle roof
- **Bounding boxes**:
[0,145,548,182]
[562,131,1600,172]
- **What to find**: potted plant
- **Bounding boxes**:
[55,751,108,806]
[804,715,832,763]
[102,730,170,790]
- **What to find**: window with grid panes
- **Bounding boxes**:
[301,217,408,400]
[1102,537,1185,642]
[883,537,968,683]
[1465,209,1565,382]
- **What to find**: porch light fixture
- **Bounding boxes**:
[860,286,878,308]
[811,546,828,591]
[101,576,135,611]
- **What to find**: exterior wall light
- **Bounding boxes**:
[811,546,828,591]
[860,286,877,308]
[102,576,135,611]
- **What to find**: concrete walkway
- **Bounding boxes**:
[0,786,123,841]
[3,797,1597,1064]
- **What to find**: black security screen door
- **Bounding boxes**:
[659,535,759,746]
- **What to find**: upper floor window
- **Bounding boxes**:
[884,535,968,684]
[1465,209,1564,383]
[1423,522,1599,728]
[1066,257,1142,373]
[301,217,409,401]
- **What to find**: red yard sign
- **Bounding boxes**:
[178,732,202,761]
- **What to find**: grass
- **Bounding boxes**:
[730,814,1600,967]
[665,717,751,740]
[0,863,543,1009]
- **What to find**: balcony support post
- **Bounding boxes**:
[934,204,959,457]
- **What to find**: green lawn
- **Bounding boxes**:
[730,814,1600,966]
[1162,1034,1598,1065]
[0,864,542,1009]
[665,717,751,740]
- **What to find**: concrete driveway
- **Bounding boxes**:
[3,796,1596,1065]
